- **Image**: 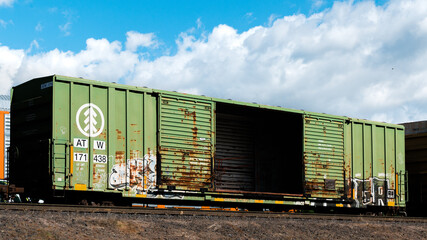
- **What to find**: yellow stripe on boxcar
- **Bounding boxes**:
[74,184,87,191]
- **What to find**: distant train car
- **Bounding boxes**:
[402,121,427,216]
[0,95,10,183]
[9,75,406,213]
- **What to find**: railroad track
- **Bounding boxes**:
[0,203,425,223]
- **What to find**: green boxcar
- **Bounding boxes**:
[10,75,406,211]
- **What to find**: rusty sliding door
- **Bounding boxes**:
[158,95,214,191]
[303,115,345,198]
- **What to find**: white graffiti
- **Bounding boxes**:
[144,150,157,191]
[352,177,390,207]
[147,193,184,200]
[109,163,128,189]
[109,150,157,193]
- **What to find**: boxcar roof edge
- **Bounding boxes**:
[12,74,404,130]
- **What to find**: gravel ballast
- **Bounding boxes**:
[0,210,426,240]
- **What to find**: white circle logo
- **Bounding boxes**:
[76,103,105,137]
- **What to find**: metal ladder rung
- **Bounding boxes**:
[51,140,71,193]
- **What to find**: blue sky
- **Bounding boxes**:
[1,0,426,124]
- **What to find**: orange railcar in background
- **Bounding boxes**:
[0,110,9,180]
[0,95,11,182]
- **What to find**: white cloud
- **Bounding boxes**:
[128,0,427,123]
[0,19,13,28]
[35,22,43,32]
[0,0,14,7]
[59,22,72,36]
[58,10,77,36]
[312,0,326,10]
[26,40,39,53]
[0,46,25,95]
[0,19,6,28]
[196,18,203,29]
[125,31,157,52]
[48,7,58,13]
[13,38,139,85]
[268,14,279,26]
[2,0,427,124]
[245,12,256,24]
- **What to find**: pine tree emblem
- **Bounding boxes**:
[76,103,105,137]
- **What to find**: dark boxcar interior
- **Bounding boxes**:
[404,132,427,216]
[215,103,303,194]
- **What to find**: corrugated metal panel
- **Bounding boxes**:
[304,115,345,198]
[52,80,158,195]
[0,95,10,180]
[352,122,406,207]
[0,95,10,111]
[4,113,10,179]
[385,127,397,205]
[11,76,160,196]
[215,113,255,191]
[159,95,213,190]
[350,123,404,207]
[351,123,373,205]
[405,132,427,175]
[402,121,427,135]
[395,129,406,207]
